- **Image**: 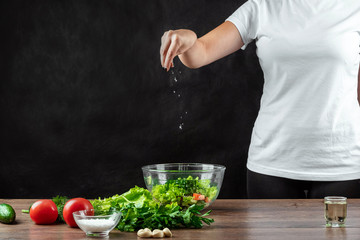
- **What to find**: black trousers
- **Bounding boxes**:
[247,169,360,199]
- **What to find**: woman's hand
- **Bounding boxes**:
[160,22,244,70]
[160,29,197,71]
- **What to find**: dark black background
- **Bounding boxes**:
[0,0,263,199]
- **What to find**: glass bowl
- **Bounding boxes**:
[73,209,122,238]
[142,163,226,209]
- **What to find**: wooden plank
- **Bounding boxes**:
[0,199,359,239]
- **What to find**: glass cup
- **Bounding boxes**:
[324,196,347,227]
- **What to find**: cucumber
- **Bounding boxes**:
[0,203,16,224]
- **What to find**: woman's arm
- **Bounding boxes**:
[160,21,244,71]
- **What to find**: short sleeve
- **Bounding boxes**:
[226,0,261,50]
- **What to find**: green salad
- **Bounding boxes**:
[151,176,218,208]
[91,186,214,232]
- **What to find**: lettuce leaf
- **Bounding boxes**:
[91,186,152,214]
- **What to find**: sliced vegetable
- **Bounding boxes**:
[193,193,205,201]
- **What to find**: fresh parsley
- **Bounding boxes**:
[52,195,68,223]
[91,186,214,232]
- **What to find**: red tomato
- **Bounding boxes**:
[30,200,58,224]
[63,198,93,227]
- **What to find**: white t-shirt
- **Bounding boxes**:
[226,0,360,181]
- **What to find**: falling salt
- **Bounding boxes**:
[169,68,187,131]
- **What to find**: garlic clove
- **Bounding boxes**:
[152,229,165,238]
[137,229,152,238]
[163,228,172,237]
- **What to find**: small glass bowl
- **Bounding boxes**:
[73,209,122,238]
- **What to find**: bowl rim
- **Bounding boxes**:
[142,163,226,173]
[73,209,122,218]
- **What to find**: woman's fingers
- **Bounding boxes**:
[160,31,172,68]
[164,35,180,71]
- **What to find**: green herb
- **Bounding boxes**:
[91,186,214,232]
[52,195,68,223]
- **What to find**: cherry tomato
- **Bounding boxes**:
[63,198,93,227]
[30,200,58,224]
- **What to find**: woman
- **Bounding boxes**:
[160,0,360,198]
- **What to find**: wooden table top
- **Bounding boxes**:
[1,199,359,239]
